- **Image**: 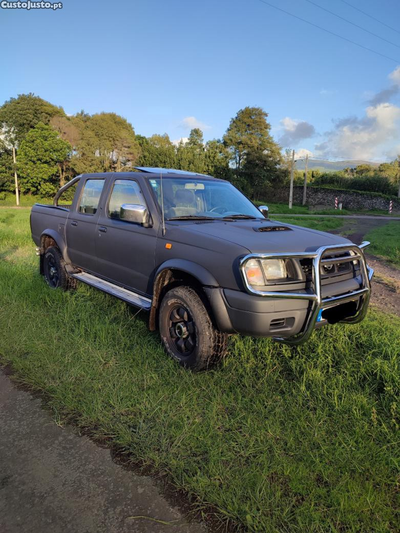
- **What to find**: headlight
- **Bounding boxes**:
[242,258,297,287]
[243,259,265,286]
[262,259,287,281]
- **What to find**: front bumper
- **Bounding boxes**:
[207,242,373,344]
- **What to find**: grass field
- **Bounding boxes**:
[274,216,345,232]
[1,209,399,532]
[254,201,400,217]
[0,192,53,207]
[366,221,400,267]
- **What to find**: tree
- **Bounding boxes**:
[179,128,206,173]
[0,94,65,203]
[71,113,140,174]
[18,123,71,196]
[0,125,20,204]
[0,150,14,193]
[50,115,80,148]
[137,133,177,168]
[0,93,65,145]
[223,107,283,198]
[204,139,231,179]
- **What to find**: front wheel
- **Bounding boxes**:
[158,286,228,370]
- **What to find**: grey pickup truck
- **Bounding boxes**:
[30,167,373,369]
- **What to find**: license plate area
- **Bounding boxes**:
[319,301,358,324]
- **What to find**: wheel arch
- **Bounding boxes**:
[39,230,70,274]
[148,260,219,331]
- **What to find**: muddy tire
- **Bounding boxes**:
[158,286,228,370]
[43,246,76,291]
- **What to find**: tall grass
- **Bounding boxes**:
[366,221,400,267]
[0,209,399,532]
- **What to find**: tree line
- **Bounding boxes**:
[0,94,285,203]
[1,94,399,204]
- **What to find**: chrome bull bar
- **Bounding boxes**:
[240,241,373,345]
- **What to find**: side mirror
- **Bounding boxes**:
[120,204,150,226]
[258,205,269,219]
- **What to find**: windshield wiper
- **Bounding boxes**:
[168,215,216,221]
[222,214,258,220]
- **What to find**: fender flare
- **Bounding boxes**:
[148,259,220,331]
[40,229,71,264]
[153,259,219,288]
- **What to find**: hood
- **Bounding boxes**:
[173,218,353,254]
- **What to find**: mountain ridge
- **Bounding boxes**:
[295,159,382,172]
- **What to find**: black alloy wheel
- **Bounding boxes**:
[168,304,196,357]
[158,285,228,370]
[44,249,61,288]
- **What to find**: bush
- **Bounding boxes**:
[313,174,397,196]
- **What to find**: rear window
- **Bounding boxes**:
[78,179,105,215]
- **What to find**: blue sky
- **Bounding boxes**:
[1,0,400,161]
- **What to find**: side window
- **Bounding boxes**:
[108,180,146,219]
[78,179,105,215]
[56,181,78,209]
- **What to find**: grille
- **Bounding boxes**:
[300,250,360,282]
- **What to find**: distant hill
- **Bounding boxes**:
[295,159,381,172]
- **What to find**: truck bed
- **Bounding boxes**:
[30,204,70,247]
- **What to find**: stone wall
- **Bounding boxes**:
[271,187,400,213]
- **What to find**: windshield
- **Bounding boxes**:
[148,177,262,220]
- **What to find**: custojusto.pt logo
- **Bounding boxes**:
[1,1,63,9]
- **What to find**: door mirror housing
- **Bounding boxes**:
[120,204,150,227]
[258,205,269,219]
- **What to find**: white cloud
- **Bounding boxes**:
[171,137,189,147]
[367,65,400,105]
[389,66,400,86]
[315,103,400,160]
[320,89,337,96]
[278,117,316,147]
[180,116,210,131]
[295,148,313,159]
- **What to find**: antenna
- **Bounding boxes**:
[160,171,166,235]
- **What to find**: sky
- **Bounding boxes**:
[1,0,400,161]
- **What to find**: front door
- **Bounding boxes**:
[95,178,157,295]
[66,177,106,273]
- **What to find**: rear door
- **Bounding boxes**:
[66,177,106,272]
[95,178,157,295]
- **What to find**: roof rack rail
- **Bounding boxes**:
[134,167,210,177]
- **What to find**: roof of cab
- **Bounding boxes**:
[78,168,221,180]
[135,167,212,177]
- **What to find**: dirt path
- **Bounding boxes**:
[330,218,400,317]
[0,370,208,533]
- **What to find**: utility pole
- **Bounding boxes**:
[302,153,309,206]
[12,145,19,207]
[288,149,295,209]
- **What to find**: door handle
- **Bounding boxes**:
[71,221,78,227]
[98,226,107,233]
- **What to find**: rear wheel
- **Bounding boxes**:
[158,286,228,370]
[43,246,76,291]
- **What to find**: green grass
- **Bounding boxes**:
[366,221,400,267]
[1,209,400,532]
[255,201,398,217]
[275,216,345,232]
[0,192,53,207]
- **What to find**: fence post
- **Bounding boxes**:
[389,200,393,214]
[335,197,338,210]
